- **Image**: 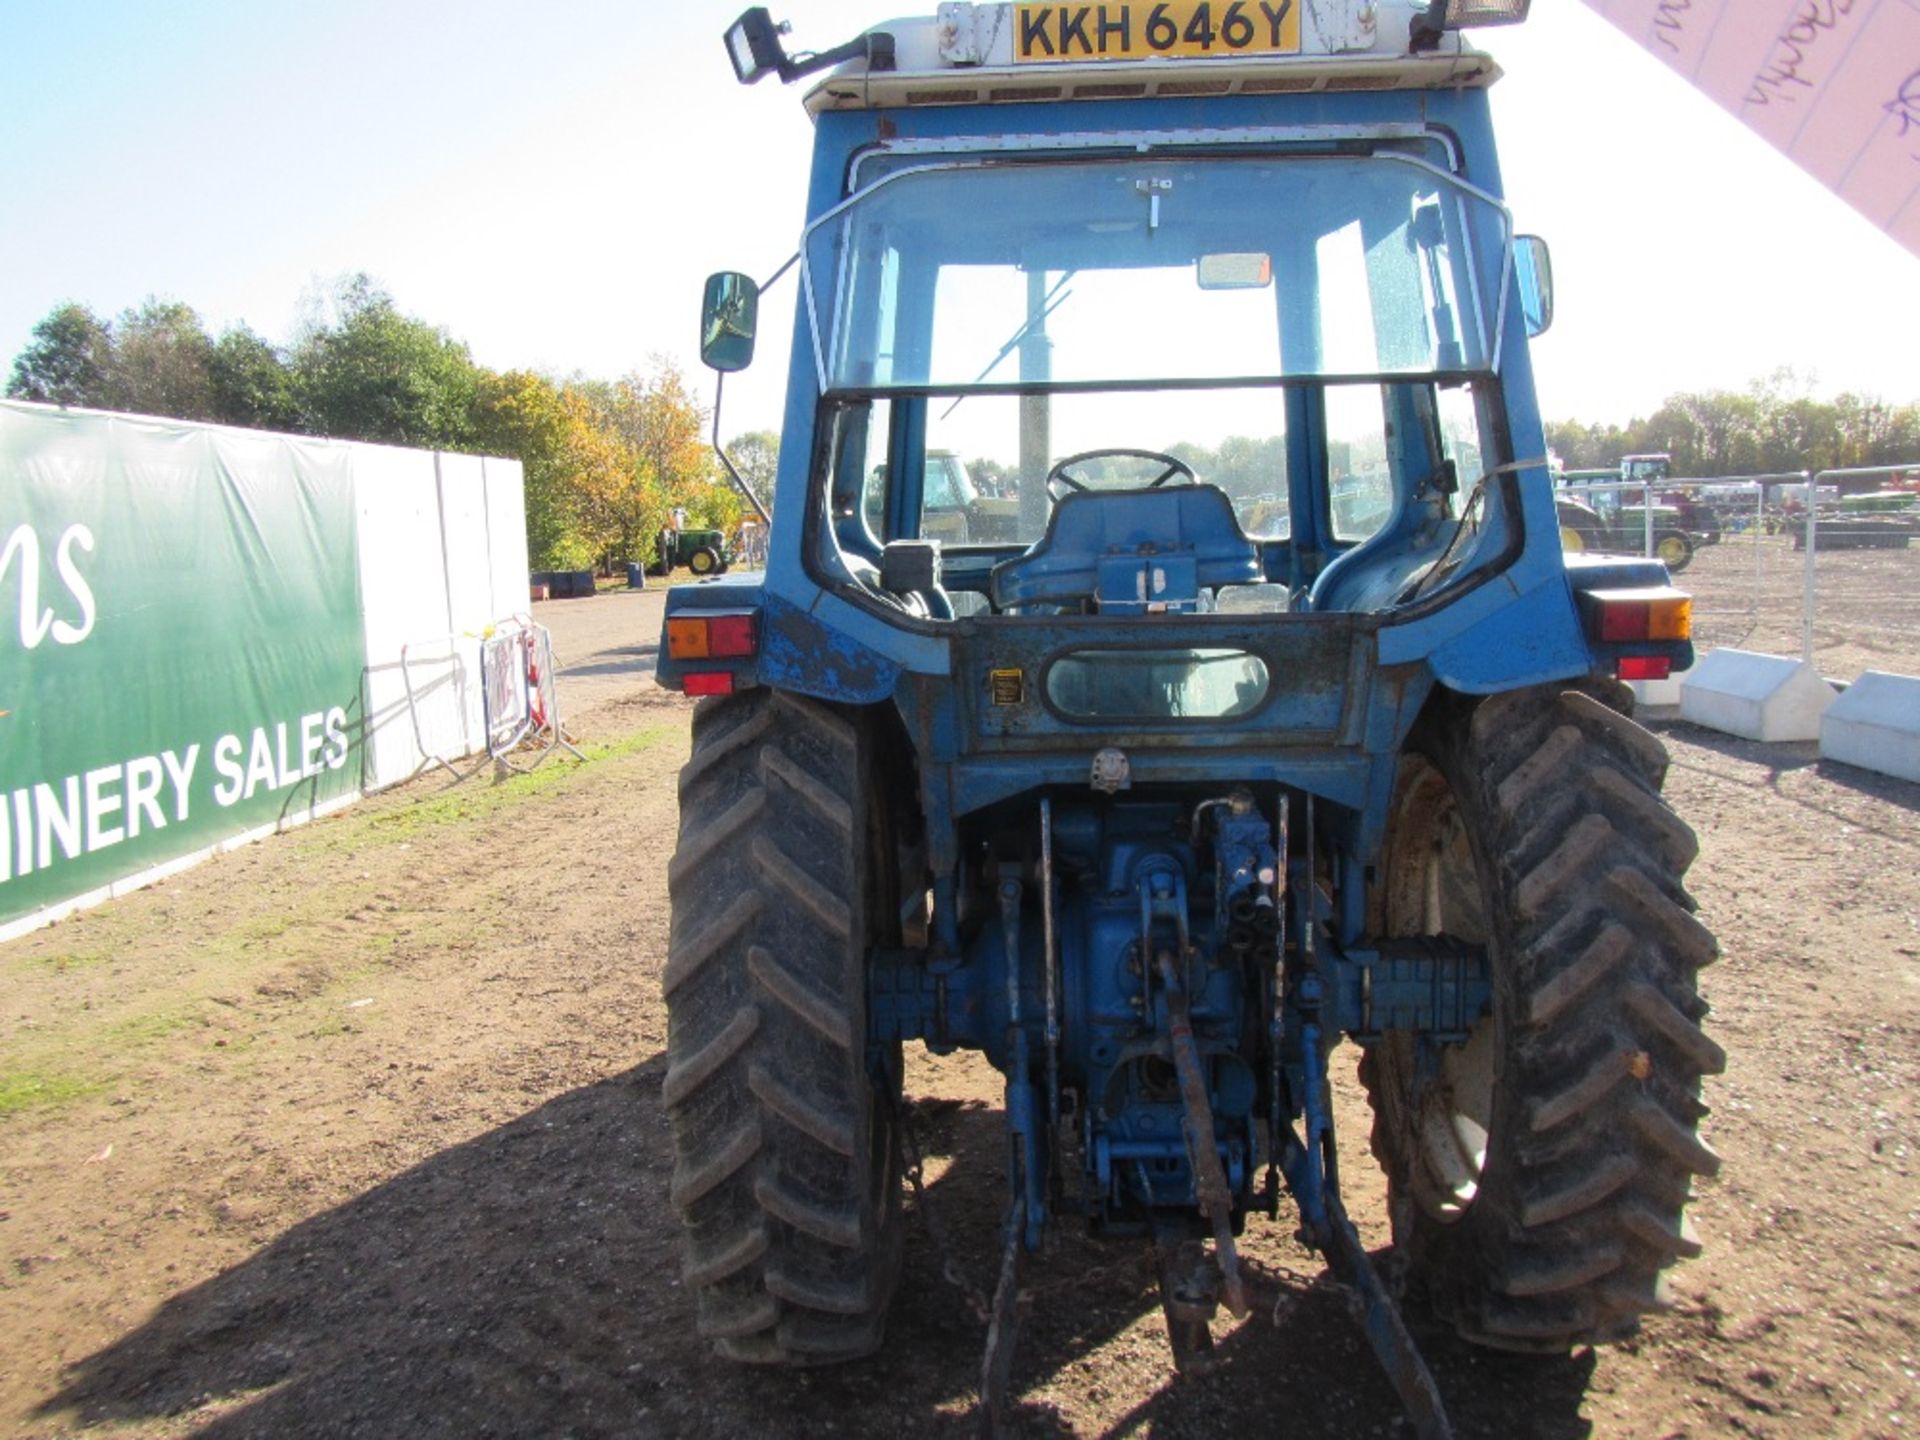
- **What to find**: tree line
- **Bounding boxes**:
[15,286,1913,560]
[4,278,774,573]
[1546,370,1920,478]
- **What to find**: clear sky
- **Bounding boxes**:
[2,0,1915,440]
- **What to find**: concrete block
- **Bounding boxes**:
[1629,656,1693,710]
[1820,671,1920,783]
[1678,648,1836,742]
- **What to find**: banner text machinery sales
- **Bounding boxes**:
[0,709,351,885]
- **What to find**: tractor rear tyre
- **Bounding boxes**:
[663,688,904,1363]
[1362,681,1724,1351]
[1654,529,1694,573]
[1555,501,1601,556]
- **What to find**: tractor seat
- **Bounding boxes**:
[989,485,1262,613]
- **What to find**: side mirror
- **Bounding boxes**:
[1514,235,1553,338]
[700,271,760,373]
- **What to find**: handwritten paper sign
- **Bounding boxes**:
[1582,0,1920,256]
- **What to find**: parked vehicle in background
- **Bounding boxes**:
[1556,453,1709,570]
[1623,454,1723,545]
[1793,490,1920,550]
[653,524,732,576]
[920,449,1020,543]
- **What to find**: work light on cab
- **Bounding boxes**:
[723,7,896,86]
[1411,0,1529,49]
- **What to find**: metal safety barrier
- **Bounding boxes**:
[481,620,585,773]
[1798,464,1920,675]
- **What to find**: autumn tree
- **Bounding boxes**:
[1548,373,1920,477]
[474,371,592,570]
[597,358,723,567]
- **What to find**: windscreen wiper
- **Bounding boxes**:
[938,270,1077,420]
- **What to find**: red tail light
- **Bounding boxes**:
[1617,656,1672,681]
[1584,587,1691,643]
[667,609,758,660]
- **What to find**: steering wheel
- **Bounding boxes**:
[1045,448,1196,501]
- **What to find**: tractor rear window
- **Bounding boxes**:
[804,153,1509,394]
[1045,648,1269,720]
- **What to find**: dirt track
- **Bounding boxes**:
[0,590,1915,1439]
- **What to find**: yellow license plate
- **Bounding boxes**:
[1014,1,1301,63]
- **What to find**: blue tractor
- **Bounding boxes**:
[658,4,1721,1431]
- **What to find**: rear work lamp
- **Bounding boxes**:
[1411,0,1531,49]
[722,8,896,87]
[1424,0,1531,26]
[725,8,789,84]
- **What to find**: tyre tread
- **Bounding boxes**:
[1367,682,1720,1352]
[663,689,903,1366]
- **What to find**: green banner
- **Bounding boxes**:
[1,404,367,929]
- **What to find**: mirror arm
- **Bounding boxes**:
[710,370,773,527]
[760,251,799,293]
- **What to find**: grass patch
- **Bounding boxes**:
[323,725,676,847]
[8,949,114,976]
[0,1068,110,1117]
[0,1008,205,1121]
[101,1007,205,1046]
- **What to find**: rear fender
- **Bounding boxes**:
[1379,563,1596,695]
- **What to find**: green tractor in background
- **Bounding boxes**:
[1557,454,1706,573]
[654,522,734,577]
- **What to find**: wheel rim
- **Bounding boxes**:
[690,550,715,574]
[1559,525,1587,553]
[1656,534,1688,567]
[1385,760,1495,1224]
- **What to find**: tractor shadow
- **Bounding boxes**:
[1812,756,1920,811]
[1654,720,1822,783]
[36,1067,1592,1439]
[563,643,661,678]
[1657,720,1920,824]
